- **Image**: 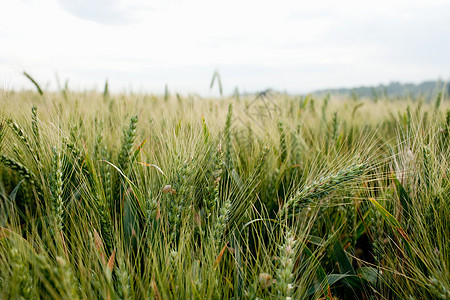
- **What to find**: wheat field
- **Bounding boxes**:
[0,83,449,299]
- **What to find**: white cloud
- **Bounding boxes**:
[56,0,158,25]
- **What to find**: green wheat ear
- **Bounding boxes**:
[62,80,69,100]
[7,118,41,165]
[118,115,138,174]
[103,79,109,101]
[210,70,223,96]
[321,94,329,122]
[202,116,210,145]
[116,255,131,300]
[31,106,40,150]
[446,110,450,128]
[275,229,296,298]
[50,147,64,232]
[434,90,442,112]
[23,71,43,95]
[277,120,287,164]
[0,120,5,150]
[0,155,34,180]
[213,196,231,245]
[0,155,43,201]
[331,111,339,142]
[281,163,366,219]
[224,103,233,172]
[164,84,170,101]
[56,256,79,300]
[9,247,34,298]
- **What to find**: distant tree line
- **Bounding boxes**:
[312,80,448,101]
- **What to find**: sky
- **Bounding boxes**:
[0,0,449,96]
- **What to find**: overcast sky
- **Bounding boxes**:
[0,0,449,95]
